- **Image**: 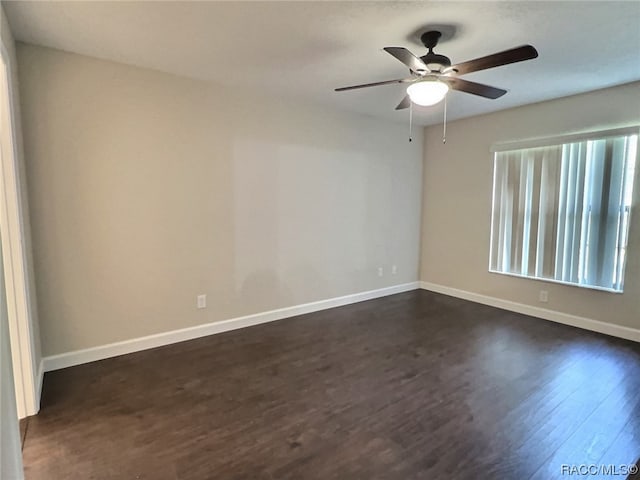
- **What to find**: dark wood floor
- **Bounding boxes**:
[22,290,640,479]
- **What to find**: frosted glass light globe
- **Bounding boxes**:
[407,80,449,106]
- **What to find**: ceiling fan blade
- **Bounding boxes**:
[450,45,538,75]
[335,78,414,92]
[444,77,507,99]
[395,95,411,110]
[383,47,428,73]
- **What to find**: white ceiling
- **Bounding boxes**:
[4,1,640,126]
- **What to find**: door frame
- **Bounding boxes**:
[0,43,39,419]
[0,233,25,479]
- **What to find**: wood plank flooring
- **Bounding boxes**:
[22,290,640,479]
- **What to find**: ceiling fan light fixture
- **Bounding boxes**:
[406,80,449,106]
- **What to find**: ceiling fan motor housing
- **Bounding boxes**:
[420,52,452,71]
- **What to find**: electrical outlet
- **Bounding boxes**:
[197,294,207,309]
[391,265,398,275]
[377,267,384,277]
[539,290,548,303]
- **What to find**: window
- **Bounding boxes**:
[489,128,638,292]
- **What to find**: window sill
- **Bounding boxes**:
[487,269,623,294]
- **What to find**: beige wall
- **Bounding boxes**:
[421,82,640,330]
[17,44,423,357]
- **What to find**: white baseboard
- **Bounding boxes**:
[43,282,420,372]
[420,281,640,343]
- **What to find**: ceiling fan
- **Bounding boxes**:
[335,31,538,110]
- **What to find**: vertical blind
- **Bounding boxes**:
[490,132,638,292]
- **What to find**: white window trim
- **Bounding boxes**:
[490,126,640,153]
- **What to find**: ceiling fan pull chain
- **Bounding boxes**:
[409,101,413,142]
[443,94,447,144]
